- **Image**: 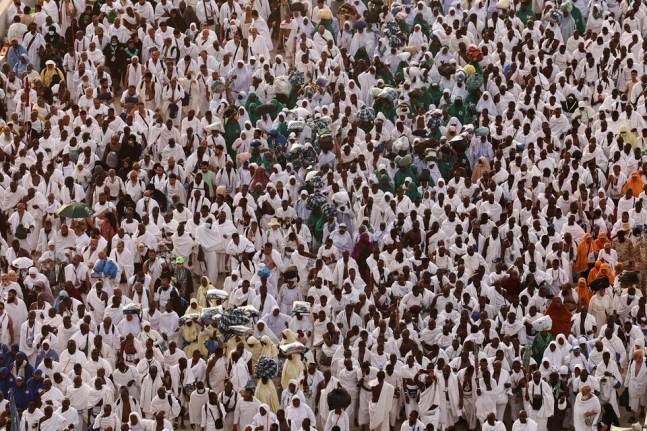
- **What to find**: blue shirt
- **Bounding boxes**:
[6,45,27,69]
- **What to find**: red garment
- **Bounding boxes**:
[351,232,374,283]
[544,299,572,338]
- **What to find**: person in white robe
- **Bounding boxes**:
[110,240,135,282]
[595,350,621,418]
[624,349,647,421]
[482,413,507,431]
[573,385,601,431]
[234,388,261,431]
[512,410,538,431]
[368,372,394,431]
[399,411,425,431]
[149,386,181,419]
[248,28,269,60]
[589,290,613,337]
[20,312,42,364]
[66,377,91,431]
[251,404,277,431]
[5,290,28,345]
[113,360,141,400]
[524,371,555,431]
[196,221,221,284]
[188,381,210,427]
[40,382,65,410]
[168,359,196,412]
[140,367,164,417]
[230,350,251,393]
[285,396,315,431]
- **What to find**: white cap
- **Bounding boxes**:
[29,267,37,275]
[48,240,55,246]
[45,60,56,66]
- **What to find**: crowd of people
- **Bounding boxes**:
[1,0,647,428]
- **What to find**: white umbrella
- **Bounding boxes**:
[11,257,34,269]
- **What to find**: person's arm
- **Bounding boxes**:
[6,315,13,345]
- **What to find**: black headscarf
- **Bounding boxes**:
[599,403,619,428]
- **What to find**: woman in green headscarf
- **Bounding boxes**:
[405,181,421,200]
[224,115,241,153]
[245,92,261,126]
[277,115,289,137]
[447,96,470,124]
[269,97,284,121]
[563,1,585,34]
[394,59,409,84]
[408,84,431,112]
[437,146,455,181]
[307,206,325,249]
[317,20,336,42]
[412,12,431,37]
[250,146,273,171]
[377,173,395,193]
[394,158,417,190]
[375,58,395,86]
[428,37,442,57]
[515,0,534,24]
[396,16,410,35]
[427,81,443,106]
[354,46,371,67]
[373,97,397,122]
[287,84,299,109]
[427,125,442,141]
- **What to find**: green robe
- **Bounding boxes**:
[532,332,555,364]
[515,2,534,24]
[269,99,284,121]
[438,155,455,180]
[405,183,421,200]
[571,7,585,34]
[394,166,416,190]
[287,89,298,109]
[428,85,443,106]
[447,102,470,124]
[245,93,260,126]
[307,210,325,249]
[412,16,431,37]
[224,119,241,158]
[277,121,289,137]
[374,100,396,122]
[397,20,410,36]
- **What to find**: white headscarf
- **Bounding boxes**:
[476,91,497,114]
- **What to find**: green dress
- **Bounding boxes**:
[515,2,534,24]
[394,166,416,190]
[269,98,284,121]
[447,100,470,124]
[307,210,325,249]
[532,332,555,364]
[374,100,396,122]
[428,84,443,106]
[224,119,241,158]
[287,89,298,109]
[438,154,455,180]
[571,7,586,34]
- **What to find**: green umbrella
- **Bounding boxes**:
[56,202,95,219]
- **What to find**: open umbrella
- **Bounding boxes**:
[11,257,34,269]
[255,104,277,116]
[56,202,95,219]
